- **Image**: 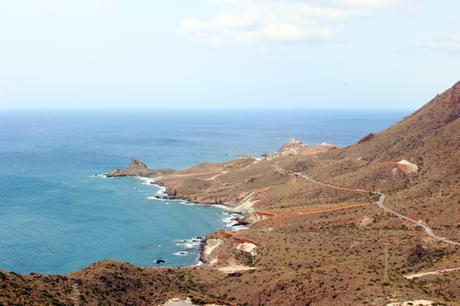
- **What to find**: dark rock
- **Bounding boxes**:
[358,133,375,144]
[155,259,166,264]
[153,193,176,200]
[228,272,243,277]
[166,188,177,199]
[408,244,428,264]
[233,217,249,226]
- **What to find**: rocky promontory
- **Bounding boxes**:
[107,159,174,178]
[273,138,337,158]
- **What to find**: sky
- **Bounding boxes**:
[0,0,459,110]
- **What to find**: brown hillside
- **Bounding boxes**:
[338,81,460,165]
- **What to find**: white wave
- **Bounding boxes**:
[136,176,156,185]
[154,185,166,195]
[173,251,189,256]
[231,225,249,231]
[146,196,170,202]
[175,238,203,250]
[180,202,204,207]
[91,174,107,178]
[213,204,230,211]
[176,242,197,249]
[144,187,230,209]
[146,196,172,205]
[221,212,249,231]
[171,200,206,207]
[192,260,204,267]
[182,243,196,249]
[222,214,238,227]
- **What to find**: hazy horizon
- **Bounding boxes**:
[0,106,415,111]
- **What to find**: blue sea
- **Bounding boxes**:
[0,109,408,274]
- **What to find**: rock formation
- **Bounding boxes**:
[107,160,174,178]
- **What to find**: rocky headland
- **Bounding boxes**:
[107,159,175,178]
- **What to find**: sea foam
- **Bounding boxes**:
[136,176,157,185]
[91,174,108,178]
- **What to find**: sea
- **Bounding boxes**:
[0,109,408,274]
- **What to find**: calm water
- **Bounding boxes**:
[0,109,408,274]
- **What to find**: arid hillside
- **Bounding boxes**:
[341,80,460,163]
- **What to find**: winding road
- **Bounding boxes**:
[293,172,460,247]
[292,172,460,279]
[373,192,460,247]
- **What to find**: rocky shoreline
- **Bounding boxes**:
[152,184,252,267]
[106,162,254,267]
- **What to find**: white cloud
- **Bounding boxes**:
[416,33,460,51]
[178,0,415,45]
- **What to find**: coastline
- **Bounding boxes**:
[134,175,250,267]
[103,158,269,269]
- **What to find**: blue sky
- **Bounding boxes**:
[0,0,459,110]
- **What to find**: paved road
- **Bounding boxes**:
[293,172,460,247]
